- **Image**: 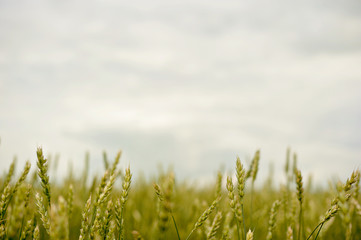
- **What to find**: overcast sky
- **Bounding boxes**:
[1,0,360,186]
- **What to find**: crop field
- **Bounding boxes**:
[0,147,360,240]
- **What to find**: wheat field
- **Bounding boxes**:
[0,147,360,240]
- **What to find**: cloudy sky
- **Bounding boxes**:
[1,0,360,186]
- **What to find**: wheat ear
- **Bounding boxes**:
[236,157,246,240]
[79,196,92,240]
[266,200,281,240]
[37,147,51,208]
[295,169,303,240]
[207,211,222,240]
[115,167,132,240]
[186,198,219,240]
[35,192,50,234]
[2,158,16,191]
[246,230,254,240]
[33,225,40,240]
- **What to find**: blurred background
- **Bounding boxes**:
[0,0,360,186]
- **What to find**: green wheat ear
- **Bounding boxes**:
[2,158,16,191]
[35,192,50,234]
[186,197,219,240]
[154,172,176,240]
[206,211,222,240]
[79,196,92,240]
[115,166,132,240]
[266,200,281,240]
[33,225,40,240]
[236,156,246,240]
[13,161,31,193]
[0,185,12,230]
[36,147,51,208]
[0,160,31,237]
[246,230,254,240]
[295,169,304,240]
